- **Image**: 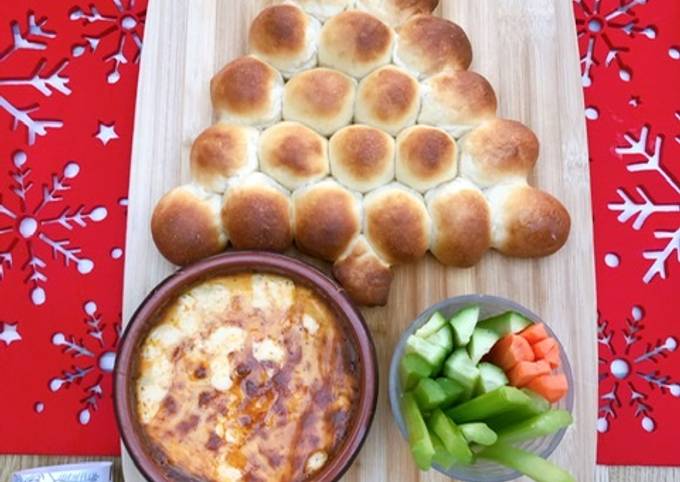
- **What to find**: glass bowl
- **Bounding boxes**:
[388,294,574,482]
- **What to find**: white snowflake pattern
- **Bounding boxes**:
[69,0,146,84]
[0,150,108,306]
[598,305,680,433]
[608,122,680,283]
[0,321,22,347]
[574,0,656,87]
[0,12,70,145]
[49,300,119,425]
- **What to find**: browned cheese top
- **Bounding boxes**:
[134,273,360,482]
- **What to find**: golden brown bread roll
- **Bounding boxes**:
[151,184,227,266]
[329,124,395,192]
[459,118,539,188]
[425,178,491,267]
[189,123,259,193]
[248,4,321,78]
[396,125,457,192]
[259,121,329,190]
[283,68,356,135]
[293,0,354,21]
[363,183,431,264]
[394,15,472,78]
[221,173,293,252]
[333,235,393,306]
[210,55,283,127]
[486,183,571,257]
[318,10,395,79]
[293,179,362,261]
[418,70,497,138]
[355,0,440,27]
[355,65,420,136]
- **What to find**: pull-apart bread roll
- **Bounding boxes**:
[356,0,439,27]
[355,66,421,136]
[394,15,472,78]
[151,184,227,266]
[333,235,393,306]
[293,179,362,261]
[486,183,571,257]
[248,4,320,78]
[211,55,283,127]
[364,183,431,264]
[221,173,293,252]
[460,119,539,188]
[190,123,258,193]
[329,125,395,192]
[426,179,491,267]
[396,125,457,192]
[259,121,329,190]
[418,70,497,138]
[318,10,395,79]
[283,68,356,136]
[294,0,354,21]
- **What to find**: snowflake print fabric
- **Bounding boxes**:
[574,0,680,465]
[0,1,143,455]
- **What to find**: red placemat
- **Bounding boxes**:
[0,0,678,466]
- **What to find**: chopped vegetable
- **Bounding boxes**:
[400,353,433,390]
[467,328,500,364]
[508,360,551,387]
[477,311,532,338]
[532,336,558,359]
[525,373,569,403]
[436,377,466,407]
[402,393,435,470]
[496,410,573,444]
[427,324,454,351]
[478,443,575,482]
[430,431,458,469]
[443,349,480,396]
[460,422,498,446]
[413,378,447,411]
[488,334,535,370]
[544,345,561,369]
[416,311,448,338]
[476,362,508,394]
[446,386,532,424]
[406,335,448,371]
[485,388,550,430]
[428,409,473,465]
[520,322,549,344]
[450,305,480,346]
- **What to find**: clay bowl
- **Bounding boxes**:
[114,251,378,482]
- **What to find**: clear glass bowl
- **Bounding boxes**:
[388,294,574,482]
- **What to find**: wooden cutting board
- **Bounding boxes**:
[121,0,597,480]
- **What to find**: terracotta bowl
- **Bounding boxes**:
[114,251,378,482]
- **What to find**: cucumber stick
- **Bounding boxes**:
[443,349,480,396]
[446,386,533,424]
[477,311,532,337]
[400,353,433,390]
[460,422,498,446]
[428,409,473,465]
[436,377,465,407]
[476,362,509,395]
[450,305,480,346]
[406,335,448,371]
[478,443,575,482]
[415,311,448,338]
[430,432,458,470]
[401,393,435,470]
[427,324,454,351]
[496,410,573,444]
[413,378,447,411]
[467,328,500,364]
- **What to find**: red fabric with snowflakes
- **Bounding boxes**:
[0,1,144,455]
[0,0,678,466]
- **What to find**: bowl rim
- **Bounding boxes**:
[114,251,378,482]
[387,293,575,482]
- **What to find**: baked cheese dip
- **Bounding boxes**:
[134,273,360,482]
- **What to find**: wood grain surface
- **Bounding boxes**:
[0,0,668,481]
